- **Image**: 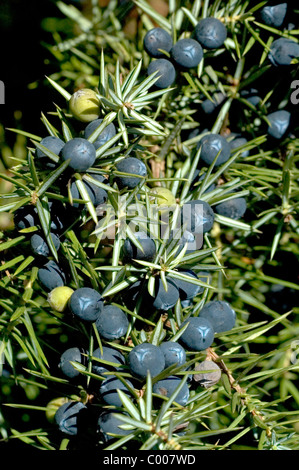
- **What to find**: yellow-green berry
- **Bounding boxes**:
[45,397,70,423]
[69,88,101,122]
[48,286,74,312]
[149,187,177,214]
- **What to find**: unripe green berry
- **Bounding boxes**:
[150,187,177,214]
[47,286,74,312]
[45,397,70,423]
[69,88,101,122]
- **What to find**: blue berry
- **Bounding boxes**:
[99,375,134,407]
[70,177,108,208]
[69,287,103,322]
[128,342,166,379]
[98,411,131,441]
[122,230,156,263]
[198,300,236,333]
[180,271,211,306]
[260,3,287,27]
[60,137,96,171]
[58,347,87,379]
[70,180,96,208]
[95,305,129,340]
[84,119,116,150]
[144,27,173,58]
[170,38,203,69]
[181,299,193,309]
[147,58,176,89]
[54,401,88,436]
[153,376,189,406]
[214,197,247,220]
[84,174,109,206]
[14,205,38,230]
[115,157,147,189]
[200,92,226,114]
[38,260,66,291]
[91,346,125,377]
[194,17,227,50]
[14,202,65,234]
[240,88,261,107]
[228,134,249,158]
[177,229,198,252]
[166,229,197,255]
[179,317,215,351]
[181,199,215,234]
[159,341,186,368]
[123,277,179,314]
[199,133,231,166]
[267,110,291,139]
[122,279,144,308]
[35,135,64,168]
[268,38,299,66]
[152,278,180,311]
[87,172,108,187]
[48,201,68,234]
[172,269,202,300]
[30,232,60,257]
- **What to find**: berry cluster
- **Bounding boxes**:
[14,199,67,291]
[144,18,227,89]
[47,235,236,442]
[54,335,225,440]
[11,13,253,444]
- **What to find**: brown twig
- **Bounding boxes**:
[206,347,272,436]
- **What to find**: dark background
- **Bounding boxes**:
[0,0,68,142]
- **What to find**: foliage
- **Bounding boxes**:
[0,0,299,451]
